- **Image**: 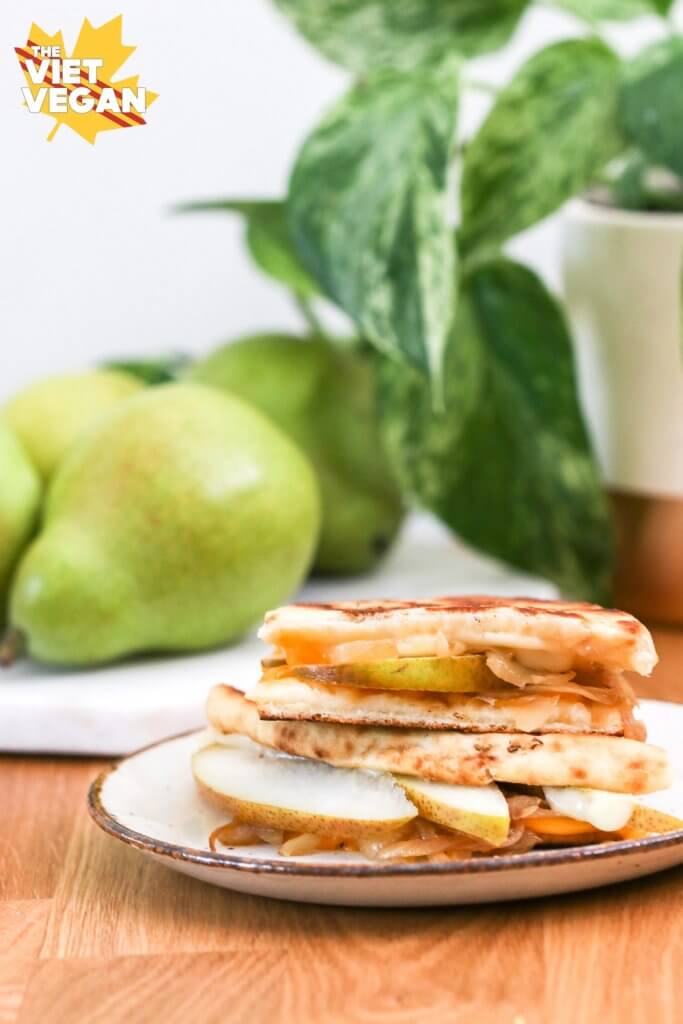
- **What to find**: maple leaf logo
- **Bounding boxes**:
[15,15,158,143]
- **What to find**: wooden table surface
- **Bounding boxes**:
[2,628,683,1024]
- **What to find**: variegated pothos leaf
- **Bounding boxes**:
[460,39,624,257]
[288,60,459,381]
[273,0,529,72]
[379,258,614,601]
[553,0,669,21]
[621,36,683,178]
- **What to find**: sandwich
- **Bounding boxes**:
[192,597,682,861]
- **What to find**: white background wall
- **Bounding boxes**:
[0,1,673,399]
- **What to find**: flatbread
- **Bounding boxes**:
[249,676,634,735]
[207,686,670,794]
[259,597,656,675]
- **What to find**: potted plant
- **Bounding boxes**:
[564,189,683,623]
[186,0,683,611]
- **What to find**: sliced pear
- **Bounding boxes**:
[619,804,683,839]
[192,736,417,838]
[277,655,497,693]
[393,776,510,846]
[543,787,635,833]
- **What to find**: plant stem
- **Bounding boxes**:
[294,294,325,337]
[464,78,498,96]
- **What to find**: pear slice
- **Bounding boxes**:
[619,804,683,838]
[393,776,510,846]
[192,736,417,837]
[280,655,497,693]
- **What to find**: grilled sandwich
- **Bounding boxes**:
[193,597,681,862]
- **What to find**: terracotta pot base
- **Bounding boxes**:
[612,489,683,625]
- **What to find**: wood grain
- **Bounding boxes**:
[0,758,85,901]
[2,626,683,1023]
[0,902,50,1024]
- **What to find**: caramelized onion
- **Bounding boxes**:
[516,682,621,704]
[506,794,542,820]
[209,822,261,850]
[486,651,574,689]
[374,836,469,860]
[280,833,342,857]
[255,827,286,846]
[499,828,540,854]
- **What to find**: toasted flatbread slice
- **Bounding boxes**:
[249,676,638,736]
[259,596,656,675]
[207,686,670,794]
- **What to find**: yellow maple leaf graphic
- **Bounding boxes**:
[15,15,158,144]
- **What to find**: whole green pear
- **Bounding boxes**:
[0,425,41,624]
[189,335,404,574]
[10,384,320,666]
[3,369,143,481]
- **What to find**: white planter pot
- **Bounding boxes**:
[563,200,683,622]
[563,199,683,499]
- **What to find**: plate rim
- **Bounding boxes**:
[87,722,683,880]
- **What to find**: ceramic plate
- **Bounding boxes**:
[88,698,683,907]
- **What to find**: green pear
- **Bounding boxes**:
[0,425,41,624]
[189,335,404,574]
[3,369,143,481]
[10,384,320,666]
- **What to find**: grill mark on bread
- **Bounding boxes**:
[282,596,614,622]
[507,737,544,753]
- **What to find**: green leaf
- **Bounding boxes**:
[100,355,189,385]
[460,39,623,258]
[610,152,649,209]
[175,199,321,298]
[620,37,683,178]
[652,0,676,14]
[273,0,529,72]
[552,0,667,21]
[607,153,683,212]
[379,258,614,600]
[288,61,459,380]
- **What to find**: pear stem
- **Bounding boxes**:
[0,628,23,667]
